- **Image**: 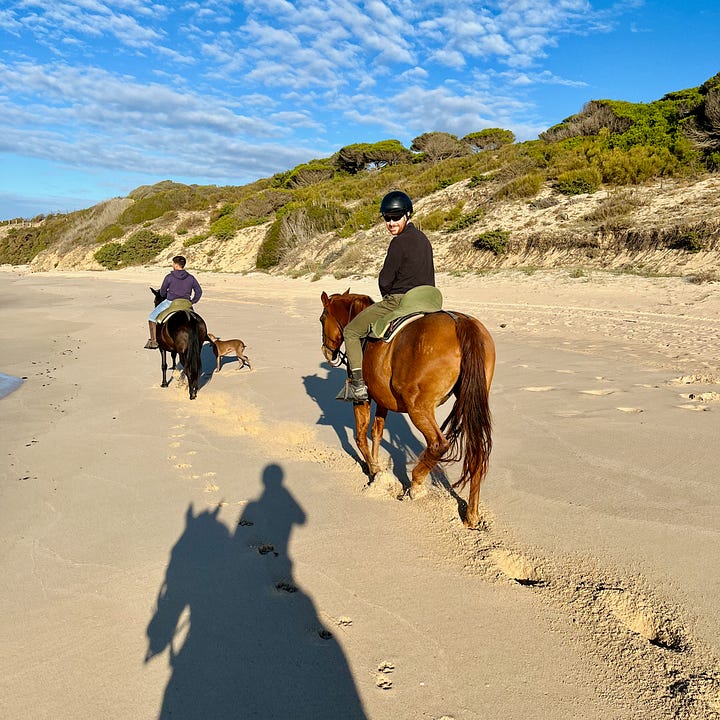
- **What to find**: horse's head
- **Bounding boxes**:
[319,290,373,367]
[150,287,166,307]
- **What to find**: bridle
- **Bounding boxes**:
[320,306,348,369]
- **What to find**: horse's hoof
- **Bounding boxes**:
[464,514,479,528]
[161,382,168,388]
[408,484,428,500]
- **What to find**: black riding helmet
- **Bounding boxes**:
[380,190,413,218]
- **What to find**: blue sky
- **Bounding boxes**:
[1,0,718,220]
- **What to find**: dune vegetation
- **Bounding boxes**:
[2,72,719,279]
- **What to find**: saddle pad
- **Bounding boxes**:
[156,298,193,324]
[371,313,426,342]
[370,285,443,339]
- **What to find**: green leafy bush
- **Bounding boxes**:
[555,168,601,195]
[418,204,463,232]
[94,242,124,268]
[94,229,173,269]
[0,226,47,264]
[669,229,705,253]
[445,209,485,233]
[494,173,544,200]
[473,229,510,255]
[597,145,681,184]
[96,223,125,244]
[468,174,492,187]
[210,214,239,241]
[183,232,210,248]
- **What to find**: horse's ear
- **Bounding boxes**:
[321,291,329,305]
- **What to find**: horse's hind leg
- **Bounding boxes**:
[407,408,449,499]
[465,473,482,528]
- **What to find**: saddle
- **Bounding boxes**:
[155,298,194,324]
[369,285,444,342]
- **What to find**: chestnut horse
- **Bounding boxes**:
[320,290,495,527]
[150,288,208,400]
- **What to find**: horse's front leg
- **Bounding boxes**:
[352,401,380,476]
[370,406,388,472]
[160,349,169,388]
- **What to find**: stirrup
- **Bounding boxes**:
[335,379,368,403]
[144,339,159,349]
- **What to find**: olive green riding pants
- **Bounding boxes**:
[343,294,403,373]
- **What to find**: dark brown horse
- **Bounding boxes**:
[320,290,495,527]
[151,288,208,400]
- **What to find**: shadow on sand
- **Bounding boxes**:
[146,463,367,719]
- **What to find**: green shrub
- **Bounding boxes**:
[94,242,124,268]
[210,214,239,241]
[473,229,510,255]
[94,229,174,269]
[183,232,210,248]
[0,226,47,264]
[96,223,125,243]
[468,174,492,187]
[445,209,484,233]
[494,173,544,200]
[669,230,705,253]
[555,168,601,195]
[418,203,464,232]
[597,145,681,184]
[338,202,379,238]
[257,219,283,269]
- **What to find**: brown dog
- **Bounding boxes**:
[207,333,251,371]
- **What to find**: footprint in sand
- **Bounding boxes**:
[616,407,644,414]
[677,404,709,412]
[522,386,555,392]
[580,389,616,396]
[687,391,720,403]
[553,409,586,418]
[598,588,681,650]
[375,661,395,689]
[491,549,544,586]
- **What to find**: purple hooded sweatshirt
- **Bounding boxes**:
[159,269,202,304]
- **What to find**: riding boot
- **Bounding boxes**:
[145,321,159,349]
[336,369,369,403]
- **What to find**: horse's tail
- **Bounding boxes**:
[441,315,493,491]
[184,315,202,381]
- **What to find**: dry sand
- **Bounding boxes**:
[2,266,720,719]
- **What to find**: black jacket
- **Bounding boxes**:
[378,222,435,297]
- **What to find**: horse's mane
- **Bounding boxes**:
[331,290,374,325]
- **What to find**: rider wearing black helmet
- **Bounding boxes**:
[337,190,435,402]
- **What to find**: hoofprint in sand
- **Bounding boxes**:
[2,266,720,719]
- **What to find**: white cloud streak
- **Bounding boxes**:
[0,0,623,191]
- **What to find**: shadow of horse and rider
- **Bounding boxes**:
[146,464,367,720]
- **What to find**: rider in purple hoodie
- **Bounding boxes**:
[144,255,203,349]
